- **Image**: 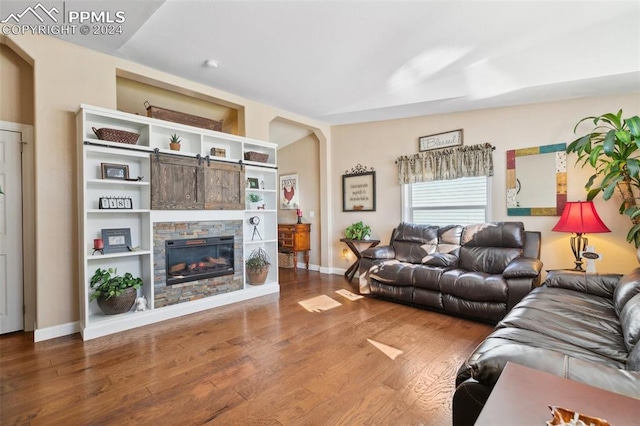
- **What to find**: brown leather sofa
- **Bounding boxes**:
[358,222,542,323]
[453,269,640,426]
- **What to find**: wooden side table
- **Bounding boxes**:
[278,223,311,271]
[475,362,640,425]
[340,238,380,282]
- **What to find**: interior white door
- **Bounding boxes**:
[0,129,24,334]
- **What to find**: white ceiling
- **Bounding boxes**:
[51,0,640,131]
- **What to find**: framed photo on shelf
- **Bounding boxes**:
[279,173,299,209]
[101,228,132,253]
[247,177,259,189]
[101,163,129,180]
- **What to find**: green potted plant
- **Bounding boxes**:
[245,247,270,285]
[247,193,263,210]
[567,110,640,247]
[345,221,372,240]
[89,267,143,315]
[169,133,181,151]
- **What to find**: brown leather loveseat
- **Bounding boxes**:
[358,222,542,323]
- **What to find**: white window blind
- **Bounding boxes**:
[406,176,488,226]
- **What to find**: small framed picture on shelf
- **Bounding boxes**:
[101,163,129,180]
[101,228,132,253]
[247,177,259,189]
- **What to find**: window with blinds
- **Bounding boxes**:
[405,176,488,226]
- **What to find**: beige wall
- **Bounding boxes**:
[2,32,330,332]
[0,44,34,124]
[330,93,640,274]
[277,134,321,267]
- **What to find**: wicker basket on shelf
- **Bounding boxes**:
[244,151,269,163]
[92,127,139,144]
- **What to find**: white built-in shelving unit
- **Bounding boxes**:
[77,104,279,340]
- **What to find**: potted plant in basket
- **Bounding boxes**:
[90,267,143,315]
[246,247,270,285]
[169,133,181,151]
[345,221,372,240]
[566,110,640,247]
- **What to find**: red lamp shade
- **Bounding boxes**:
[552,201,610,234]
[552,201,610,270]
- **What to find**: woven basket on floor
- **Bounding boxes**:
[96,287,137,315]
[92,127,139,144]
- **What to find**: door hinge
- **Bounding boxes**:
[20,140,27,153]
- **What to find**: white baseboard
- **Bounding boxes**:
[34,321,80,342]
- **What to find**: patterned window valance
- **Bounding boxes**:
[396,143,495,184]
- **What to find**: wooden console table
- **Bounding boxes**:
[278,223,311,271]
[340,238,380,282]
[475,362,640,425]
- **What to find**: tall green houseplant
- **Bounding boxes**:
[566,110,640,246]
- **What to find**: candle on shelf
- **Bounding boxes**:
[93,238,104,249]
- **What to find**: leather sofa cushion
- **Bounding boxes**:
[498,287,628,363]
[412,266,445,291]
[369,261,416,286]
[440,270,508,302]
[459,246,522,274]
[442,294,506,322]
[422,252,458,267]
[545,270,621,299]
[614,268,640,316]
[394,222,439,244]
[620,293,640,352]
[469,345,640,399]
[467,327,626,369]
[461,222,524,248]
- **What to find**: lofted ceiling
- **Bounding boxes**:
[46,0,639,134]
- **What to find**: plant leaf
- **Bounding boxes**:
[625,116,640,138]
[602,130,616,155]
[627,158,640,179]
[586,187,601,201]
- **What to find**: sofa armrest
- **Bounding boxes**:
[544,270,622,298]
[470,345,640,399]
[503,257,542,279]
[361,245,396,260]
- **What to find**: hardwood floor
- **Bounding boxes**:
[0,270,493,425]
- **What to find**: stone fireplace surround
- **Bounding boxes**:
[153,220,243,308]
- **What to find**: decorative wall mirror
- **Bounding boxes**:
[506,143,567,216]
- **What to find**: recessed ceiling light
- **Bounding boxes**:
[204,59,218,69]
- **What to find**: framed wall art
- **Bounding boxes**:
[419,129,463,152]
[279,173,299,209]
[342,164,376,212]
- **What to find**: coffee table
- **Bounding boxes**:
[474,362,640,425]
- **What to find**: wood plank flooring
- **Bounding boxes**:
[0,270,493,425]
